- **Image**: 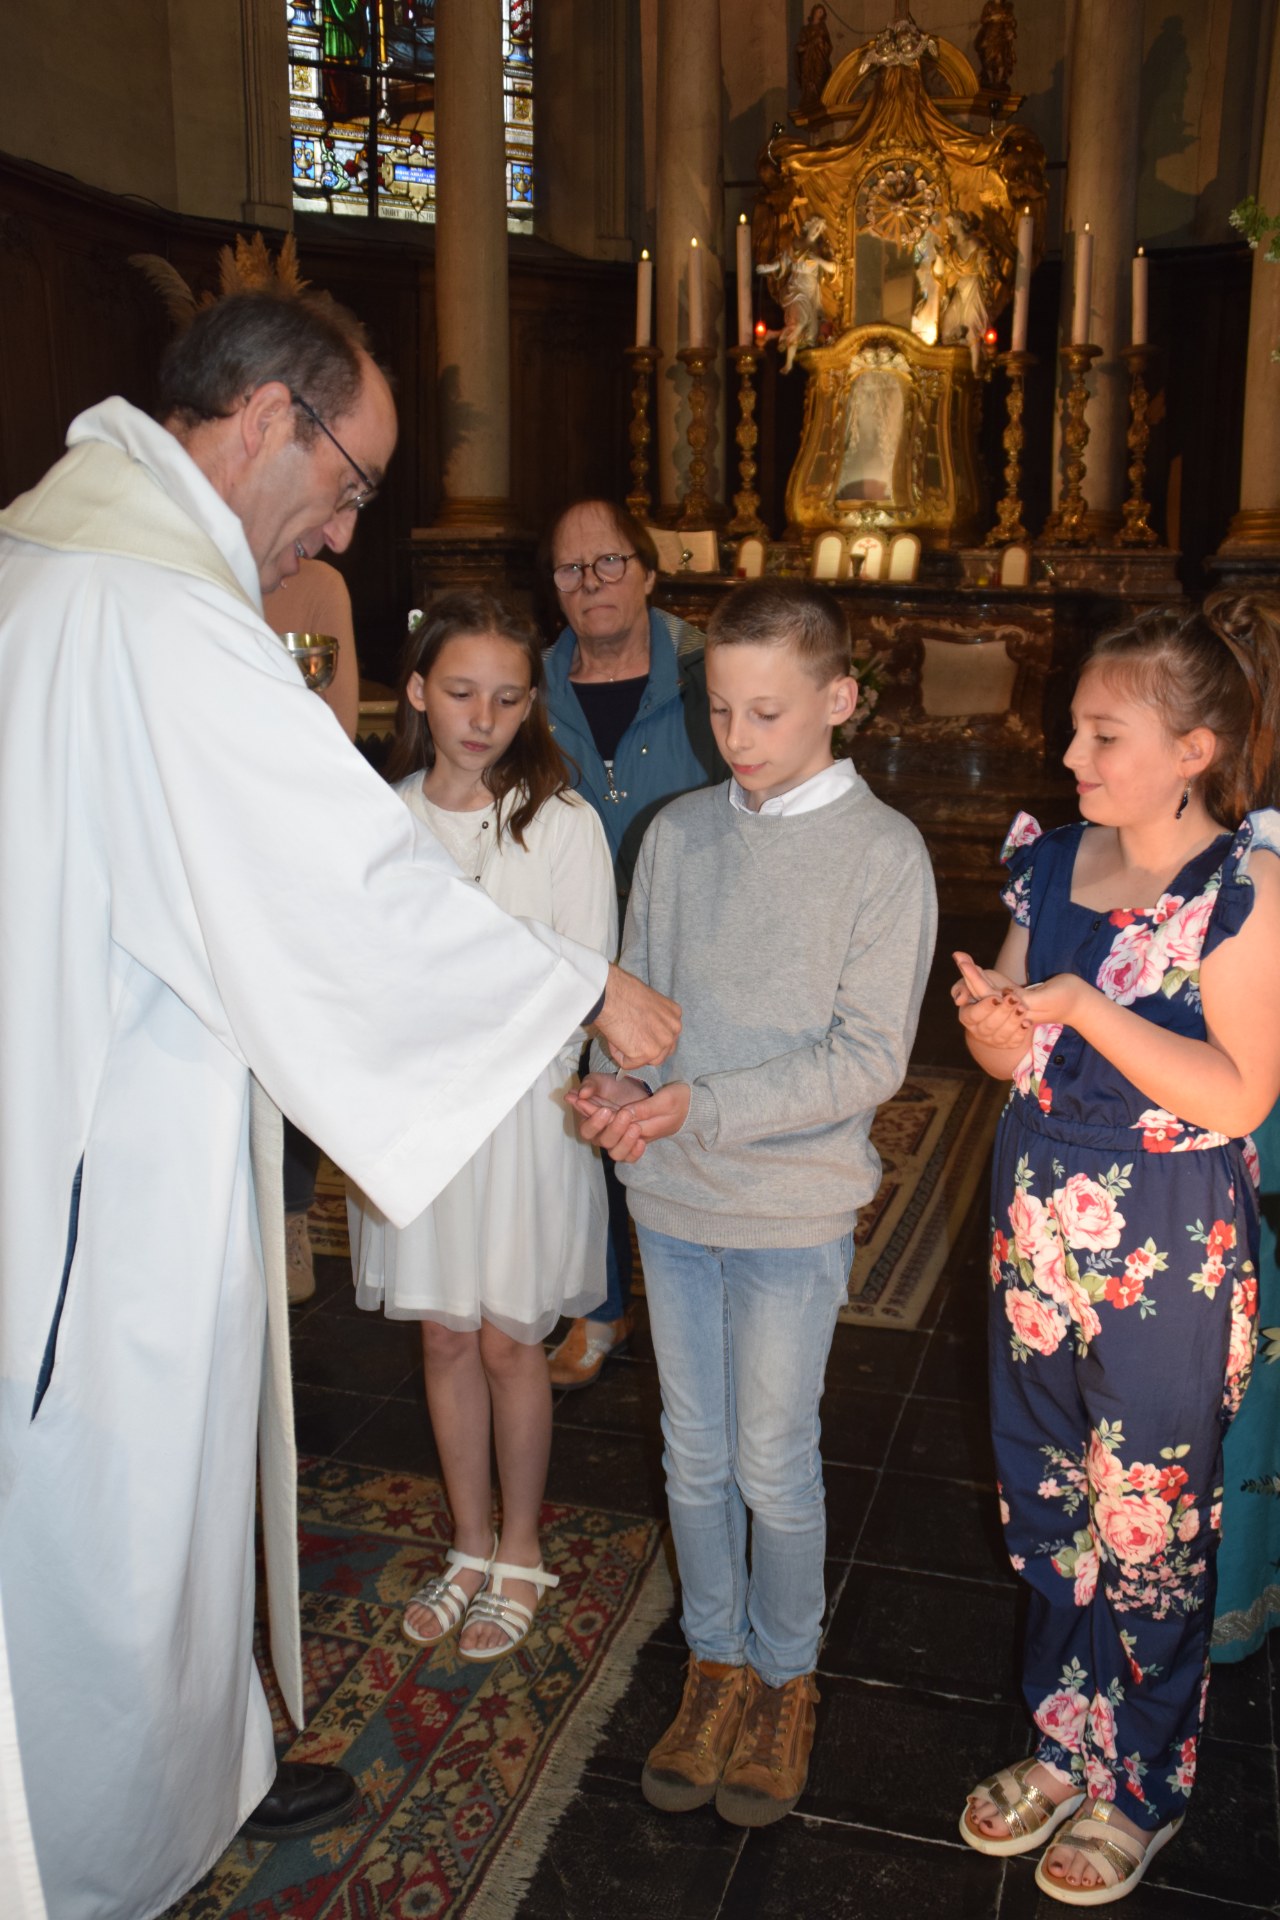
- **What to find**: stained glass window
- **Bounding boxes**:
[287,2,533,231]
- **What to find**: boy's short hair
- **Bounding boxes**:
[705,580,852,685]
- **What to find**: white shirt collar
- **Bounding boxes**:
[728,758,858,818]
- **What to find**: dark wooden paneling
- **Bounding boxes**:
[0,155,633,684]
[1149,243,1251,589]
[0,152,1255,685]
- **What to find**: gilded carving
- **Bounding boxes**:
[755,5,1047,543]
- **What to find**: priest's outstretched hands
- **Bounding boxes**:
[592,964,681,1069]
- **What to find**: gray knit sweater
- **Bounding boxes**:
[596,774,937,1248]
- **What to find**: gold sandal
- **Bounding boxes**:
[960,1756,1085,1856]
[1034,1801,1184,1906]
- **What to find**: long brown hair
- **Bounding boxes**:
[1087,591,1280,826]
[385,589,572,849]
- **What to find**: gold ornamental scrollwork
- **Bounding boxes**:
[757,9,1047,544]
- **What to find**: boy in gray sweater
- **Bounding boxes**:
[569,580,937,1827]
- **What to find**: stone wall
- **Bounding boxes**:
[2,0,289,226]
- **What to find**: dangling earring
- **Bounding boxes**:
[1175,784,1190,820]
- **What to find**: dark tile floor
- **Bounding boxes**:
[287,917,1280,1918]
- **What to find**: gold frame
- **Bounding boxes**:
[786,325,983,544]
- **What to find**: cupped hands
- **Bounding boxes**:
[567,1072,692,1163]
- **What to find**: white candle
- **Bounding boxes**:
[1131,245,1148,347]
[688,236,704,348]
[1071,222,1094,346]
[736,214,753,346]
[1011,209,1034,353]
[634,249,653,348]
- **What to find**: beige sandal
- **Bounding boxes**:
[1035,1801,1184,1906]
[960,1756,1085,1856]
[456,1558,559,1663]
[402,1538,494,1647]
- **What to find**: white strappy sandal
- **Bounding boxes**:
[457,1557,559,1663]
[401,1538,495,1647]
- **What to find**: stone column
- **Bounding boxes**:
[240,0,293,228]
[655,0,724,518]
[1222,13,1280,553]
[432,0,514,528]
[534,0,631,261]
[1052,0,1144,536]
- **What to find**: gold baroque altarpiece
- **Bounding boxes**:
[757,12,1047,545]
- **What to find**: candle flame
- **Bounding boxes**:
[1084,221,1091,233]
[641,248,650,260]
[738,212,747,224]
[1137,244,1145,256]
[691,237,699,248]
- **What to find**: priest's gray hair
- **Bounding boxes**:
[156,291,370,440]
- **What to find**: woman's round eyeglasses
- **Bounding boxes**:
[552,552,637,592]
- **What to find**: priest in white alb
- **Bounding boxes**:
[0,290,679,1920]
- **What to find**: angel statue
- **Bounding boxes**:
[937,213,991,373]
[757,216,840,373]
[752,126,799,280]
[795,5,832,117]
[910,228,944,345]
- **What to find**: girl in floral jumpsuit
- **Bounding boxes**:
[953,593,1280,1906]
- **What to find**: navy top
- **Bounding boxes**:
[997,809,1280,1150]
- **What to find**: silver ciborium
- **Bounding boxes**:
[280,630,338,694]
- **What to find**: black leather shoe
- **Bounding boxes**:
[243,1761,360,1838]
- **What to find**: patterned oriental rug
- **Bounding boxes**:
[839,1066,1006,1329]
[309,1065,1005,1336]
[164,1460,673,1920]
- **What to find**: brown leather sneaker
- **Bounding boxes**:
[547,1311,633,1390]
[715,1668,819,1827]
[641,1655,749,1812]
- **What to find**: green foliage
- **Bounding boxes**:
[1231,196,1280,262]
[1232,200,1280,359]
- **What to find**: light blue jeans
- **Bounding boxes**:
[636,1223,854,1686]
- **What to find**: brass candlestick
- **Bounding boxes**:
[1044,342,1101,547]
[623,345,659,523]
[985,349,1035,547]
[676,346,715,530]
[727,345,766,537]
[1114,343,1159,549]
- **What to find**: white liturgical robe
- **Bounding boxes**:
[0,399,607,1920]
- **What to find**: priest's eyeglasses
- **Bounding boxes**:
[552,552,637,592]
[290,392,380,513]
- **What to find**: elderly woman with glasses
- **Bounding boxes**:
[542,498,725,1391]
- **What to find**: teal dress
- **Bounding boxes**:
[1212,1101,1280,1661]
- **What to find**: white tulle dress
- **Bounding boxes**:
[348,776,616,1342]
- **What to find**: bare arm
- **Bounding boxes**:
[1011,853,1280,1136]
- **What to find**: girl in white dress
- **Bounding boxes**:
[349,590,616,1659]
